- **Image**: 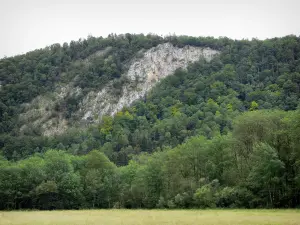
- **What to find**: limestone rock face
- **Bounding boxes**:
[80,43,219,122]
[18,43,219,136]
[19,84,82,136]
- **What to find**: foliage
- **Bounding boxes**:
[0,110,300,209]
[0,34,300,209]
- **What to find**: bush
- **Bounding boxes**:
[167,200,176,209]
[215,187,237,208]
[156,196,166,208]
[193,184,216,208]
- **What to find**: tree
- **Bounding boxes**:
[193,184,216,208]
[250,101,259,111]
[247,143,284,207]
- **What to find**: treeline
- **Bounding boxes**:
[0,109,299,210]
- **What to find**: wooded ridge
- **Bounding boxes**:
[0,34,300,209]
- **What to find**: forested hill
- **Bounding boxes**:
[0,34,300,209]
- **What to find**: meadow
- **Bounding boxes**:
[0,209,299,225]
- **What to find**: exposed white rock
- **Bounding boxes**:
[80,43,219,122]
[19,84,82,136]
[18,42,219,136]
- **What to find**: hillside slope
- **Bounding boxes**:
[0,34,300,162]
[0,34,300,210]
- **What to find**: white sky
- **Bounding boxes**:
[0,0,299,58]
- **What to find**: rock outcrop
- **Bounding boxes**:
[80,43,219,122]
[19,43,219,136]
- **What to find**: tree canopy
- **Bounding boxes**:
[0,34,300,209]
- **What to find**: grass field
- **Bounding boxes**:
[0,209,299,225]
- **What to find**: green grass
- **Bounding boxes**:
[0,209,299,225]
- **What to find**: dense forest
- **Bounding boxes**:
[0,34,300,209]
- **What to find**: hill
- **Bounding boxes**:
[0,34,300,209]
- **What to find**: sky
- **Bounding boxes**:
[0,0,299,58]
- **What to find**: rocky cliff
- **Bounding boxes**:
[19,43,219,136]
[80,43,219,122]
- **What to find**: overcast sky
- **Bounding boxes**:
[0,0,299,58]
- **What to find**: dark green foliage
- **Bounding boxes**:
[2,35,300,162]
[0,110,300,209]
[0,34,300,209]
